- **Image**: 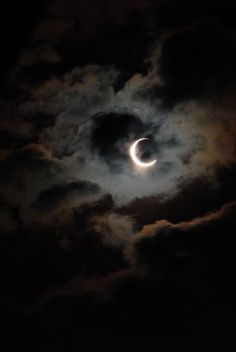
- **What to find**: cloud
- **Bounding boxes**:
[157,0,236,29]
[23,199,236,306]
[31,18,75,45]
[47,0,151,37]
[0,103,34,149]
[19,44,62,66]
[157,18,236,105]
[0,144,64,206]
[0,209,18,233]
[19,65,118,124]
[10,0,153,89]
[7,3,235,212]
[24,201,236,351]
[126,201,236,272]
[13,58,236,206]
[89,212,135,247]
[33,180,101,212]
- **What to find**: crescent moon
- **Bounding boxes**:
[129,138,157,168]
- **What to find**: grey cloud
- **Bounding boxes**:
[27,201,236,352]
[34,180,101,212]
[32,18,75,45]
[0,102,34,149]
[19,65,118,122]
[0,209,18,234]
[15,61,236,205]
[89,212,135,247]
[5,17,236,206]
[21,200,236,302]
[126,201,236,272]
[47,0,151,38]
[0,144,66,211]
[19,44,62,66]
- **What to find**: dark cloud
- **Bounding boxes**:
[0,206,18,234]
[0,144,64,209]
[157,0,236,29]
[19,44,62,67]
[0,144,54,181]
[89,211,134,247]
[119,164,236,226]
[128,201,236,275]
[11,201,235,351]
[0,128,32,149]
[34,180,100,212]
[8,0,153,91]
[0,212,128,303]
[156,18,235,105]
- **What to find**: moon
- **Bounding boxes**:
[129,138,157,168]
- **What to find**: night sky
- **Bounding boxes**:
[1,1,236,351]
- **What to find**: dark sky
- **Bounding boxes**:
[1,1,236,351]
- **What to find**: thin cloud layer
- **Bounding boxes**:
[15,61,236,205]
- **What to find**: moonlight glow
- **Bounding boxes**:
[129,138,157,168]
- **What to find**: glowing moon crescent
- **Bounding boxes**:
[129,138,157,168]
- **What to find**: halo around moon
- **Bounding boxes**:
[129,138,157,168]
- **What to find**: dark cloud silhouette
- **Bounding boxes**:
[156,18,236,105]
[119,164,236,226]
[0,144,53,175]
[34,180,100,212]
[0,128,33,149]
[157,0,236,29]
[127,201,236,273]
[0,144,64,210]
[8,201,234,351]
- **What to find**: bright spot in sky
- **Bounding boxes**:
[129,138,157,168]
